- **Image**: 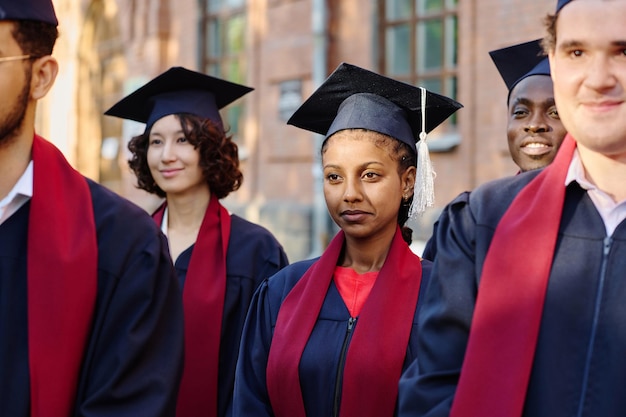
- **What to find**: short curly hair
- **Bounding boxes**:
[541,12,558,54]
[128,113,243,199]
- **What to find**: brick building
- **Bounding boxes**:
[44,0,555,261]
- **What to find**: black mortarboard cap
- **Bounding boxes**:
[556,0,573,12]
[489,39,551,102]
[104,66,253,131]
[287,62,462,154]
[0,0,58,26]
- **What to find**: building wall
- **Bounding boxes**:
[46,0,558,261]
[240,0,322,258]
[458,0,555,187]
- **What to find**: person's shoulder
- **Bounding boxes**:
[264,258,318,297]
[471,169,540,202]
[468,169,542,219]
[441,190,471,212]
[229,214,286,259]
[230,214,281,242]
[85,179,164,267]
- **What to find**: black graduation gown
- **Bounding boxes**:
[398,170,626,417]
[0,179,184,417]
[233,256,431,417]
[174,214,288,417]
[421,191,470,261]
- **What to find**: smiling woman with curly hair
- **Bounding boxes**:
[128,112,242,200]
[106,66,289,417]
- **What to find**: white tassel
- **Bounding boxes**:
[409,87,435,217]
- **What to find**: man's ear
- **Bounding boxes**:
[30,56,59,100]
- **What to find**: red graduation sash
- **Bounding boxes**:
[153,194,231,417]
[267,227,422,417]
[28,135,97,417]
[450,135,577,417]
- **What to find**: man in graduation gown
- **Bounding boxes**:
[489,38,567,173]
[422,39,567,261]
[398,1,626,416]
[0,1,184,416]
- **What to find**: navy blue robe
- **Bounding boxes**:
[421,191,469,261]
[0,179,184,417]
[174,214,288,417]
[398,170,626,417]
[233,256,431,417]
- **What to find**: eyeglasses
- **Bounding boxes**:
[0,54,33,64]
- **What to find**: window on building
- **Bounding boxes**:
[199,0,247,139]
[379,0,459,149]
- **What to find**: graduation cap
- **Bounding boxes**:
[288,62,463,215]
[105,66,253,131]
[489,39,551,103]
[0,0,58,25]
[287,62,462,154]
[556,0,573,12]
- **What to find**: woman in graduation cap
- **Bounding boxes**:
[105,66,289,417]
[232,63,462,417]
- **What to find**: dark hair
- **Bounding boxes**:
[396,144,417,246]
[128,113,243,199]
[321,129,417,245]
[541,13,558,53]
[11,20,58,57]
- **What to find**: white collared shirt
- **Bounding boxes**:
[0,161,33,226]
[161,206,169,237]
[565,150,626,236]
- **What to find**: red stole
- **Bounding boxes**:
[153,194,231,417]
[266,227,422,417]
[28,135,98,417]
[450,135,577,417]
